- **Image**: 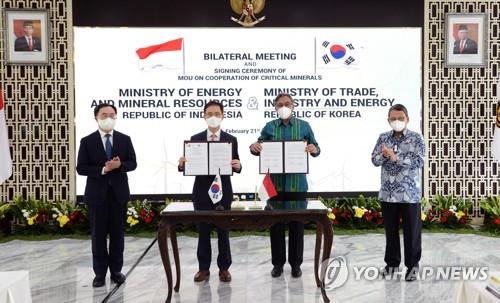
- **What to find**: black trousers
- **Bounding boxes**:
[268,193,307,269]
[270,221,304,268]
[89,188,127,277]
[196,222,232,271]
[194,198,232,272]
[381,202,421,269]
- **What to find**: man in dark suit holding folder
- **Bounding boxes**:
[178,100,241,283]
[76,103,137,287]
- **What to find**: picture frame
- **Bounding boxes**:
[444,13,487,67]
[3,8,50,65]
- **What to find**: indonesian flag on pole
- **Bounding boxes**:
[258,173,278,201]
[492,100,500,162]
[0,89,12,185]
[135,38,184,71]
[208,174,223,204]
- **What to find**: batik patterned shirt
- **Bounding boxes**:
[371,128,426,203]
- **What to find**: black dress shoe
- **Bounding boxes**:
[381,266,399,278]
[405,267,419,282]
[110,272,126,284]
[92,276,105,287]
[291,267,302,278]
[271,266,283,278]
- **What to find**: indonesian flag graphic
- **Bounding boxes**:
[0,89,12,185]
[258,172,277,201]
[135,38,184,71]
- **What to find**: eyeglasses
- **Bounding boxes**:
[389,117,406,122]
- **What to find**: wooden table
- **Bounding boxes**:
[157,200,334,303]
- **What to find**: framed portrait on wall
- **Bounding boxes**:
[444,13,487,67]
[3,9,50,65]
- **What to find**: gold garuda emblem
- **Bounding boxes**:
[230,0,266,27]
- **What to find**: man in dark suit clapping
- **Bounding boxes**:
[77,103,137,287]
[178,100,241,283]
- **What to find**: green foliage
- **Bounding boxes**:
[480,196,500,218]
[320,195,383,229]
[0,203,10,219]
[430,195,472,228]
[480,196,500,233]
[321,194,475,230]
[1,195,497,237]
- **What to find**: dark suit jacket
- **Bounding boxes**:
[181,130,241,210]
[14,36,42,52]
[76,130,137,206]
[453,38,478,54]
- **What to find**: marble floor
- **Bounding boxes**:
[0,233,499,303]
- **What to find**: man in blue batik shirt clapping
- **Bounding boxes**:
[371,104,426,282]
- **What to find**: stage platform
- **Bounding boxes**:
[0,233,498,302]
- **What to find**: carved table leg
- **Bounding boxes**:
[157,220,173,303]
[320,217,334,303]
[170,226,181,292]
[314,222,323,287]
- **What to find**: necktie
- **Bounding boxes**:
[28,38,33,51]
[210,134,217,141]
[460,40,465,53]
[105,134,112,160]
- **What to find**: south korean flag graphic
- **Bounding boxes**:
[208,174,223,204]
[318,40,360,69]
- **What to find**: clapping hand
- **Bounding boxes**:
[381,144,397,161]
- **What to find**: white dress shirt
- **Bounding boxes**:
[207,129,221,141]
[98,129,114,174]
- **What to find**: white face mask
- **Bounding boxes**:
[390,120,406,132]
[97,117,116,132]
[206,116,222,128]
[277,106,292,119]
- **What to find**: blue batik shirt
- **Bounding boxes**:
[371,128,426,203]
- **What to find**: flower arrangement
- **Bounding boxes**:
[13,197,50,226]
[420,197,437,228]
[126,206,140,227]
[50,201,89,233]
[433,195,472,228]
[126,199,159,232]
[480,196,500,233]
[0,195,483,236]
[3,197,170,234]
[321,195,383,228]
[0,202,13,235]
[6,197,89,234]
[51,203,70,228]
[0,203,10,220]
[8,197,54,234]
[322,194,474,230]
